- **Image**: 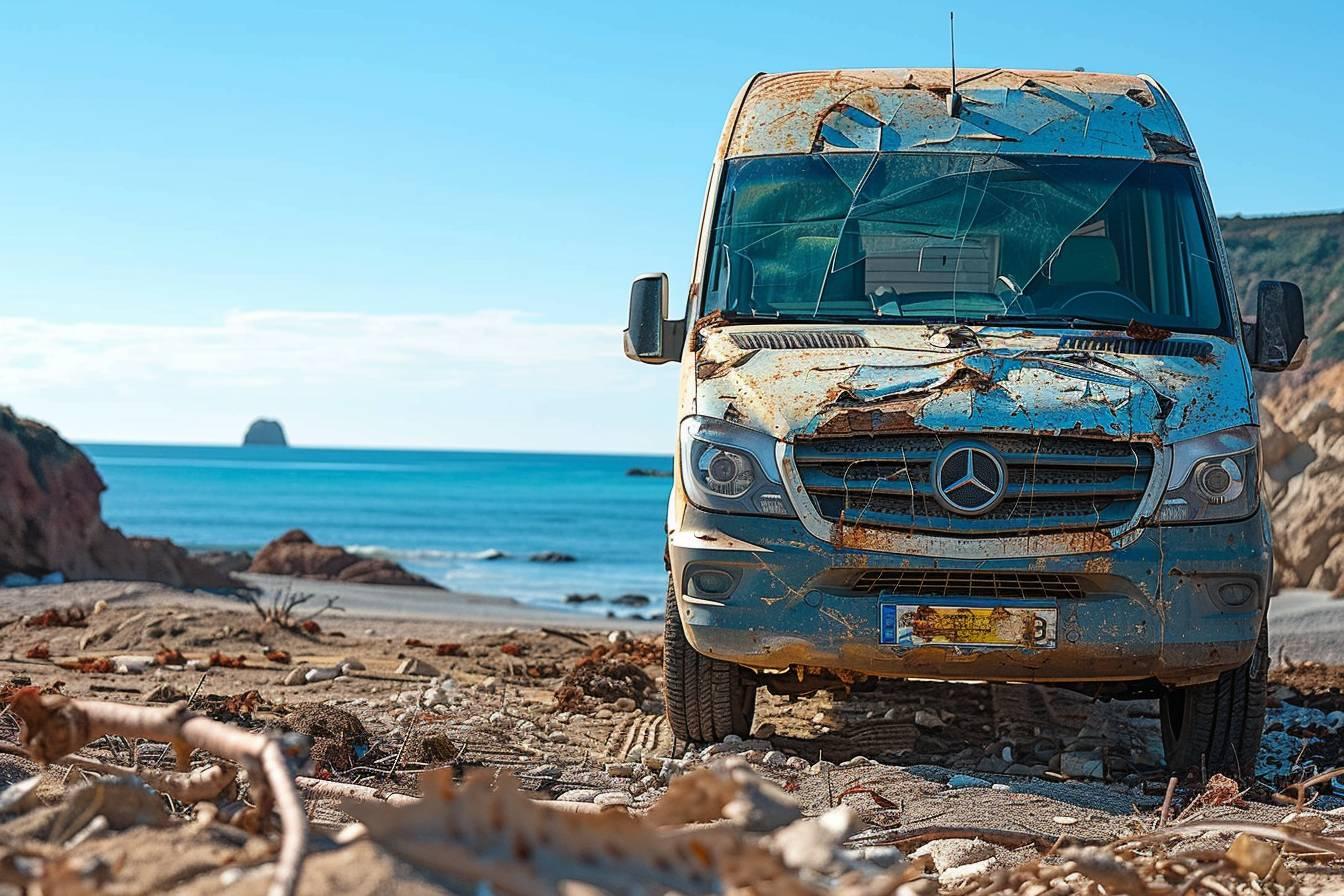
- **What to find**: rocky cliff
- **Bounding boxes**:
[248,529,445,588]
[0,406,237,589]
[1260,365,1344,592]
[243,418,288,447]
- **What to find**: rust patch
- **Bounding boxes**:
[689,310,728,349]
[1083,556,1113,575]
[814,404,922,435]
[1125,319,1174,341]
[695,348,760,380]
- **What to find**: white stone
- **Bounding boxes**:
[913,709,944,729]
[912,838,996,873]
[594,791,631,807]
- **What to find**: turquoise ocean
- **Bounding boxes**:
[80,444,673,614]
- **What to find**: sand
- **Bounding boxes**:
[0,578,1339,894]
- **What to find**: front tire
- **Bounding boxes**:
[663,578,756,742]
[1159,622,1268,779]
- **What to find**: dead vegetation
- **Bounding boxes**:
[241,587,343,632]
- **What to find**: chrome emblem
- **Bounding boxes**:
[933,443,1007,516]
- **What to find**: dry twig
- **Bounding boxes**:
[6,687,306,896]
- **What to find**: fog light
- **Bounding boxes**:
[1218,581,1253,607]
[755,492,790,515]
[690,570,734,596]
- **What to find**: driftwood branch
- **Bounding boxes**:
[7,687,306,896]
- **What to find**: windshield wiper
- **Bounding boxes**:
[982,314,1131,331]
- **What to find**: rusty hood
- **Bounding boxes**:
[693,324,1254,446]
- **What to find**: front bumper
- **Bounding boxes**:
[669,506,1271,688]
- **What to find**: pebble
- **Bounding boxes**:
[1053,816,1079,825]
[811,712,826,724]
[1281,811,1327,833]
[556,788,600,803]
[594,791,631,807]
[627,747,644,762]
[912,838,995,873]
[607,630,631,644]
[785,756,810,771]
[525,765,561,778]
[305,667,341,683]
[476,677,498,693]
[1058,750,1106,779]
[396,657,440,678]
[947,774,992,789]
[752,722,776,738]
[546,731,569,744]
[594,708,613,720]
[612,697,636,712]
[489,712,505,724]
[762,750,787,767]
[940,857,999,885]
[605,763,636,778]
[913,709,944,729]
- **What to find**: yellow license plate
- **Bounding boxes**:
[880,602,1057,649]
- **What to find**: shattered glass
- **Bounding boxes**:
[703,153,1229,335]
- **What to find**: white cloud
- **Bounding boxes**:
[1,310,680,454]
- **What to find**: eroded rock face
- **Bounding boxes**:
[0,406,237,589]
[248,529,444,588]
[1261,366,1344,593]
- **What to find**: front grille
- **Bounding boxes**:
[793,433,1154,536]
[848,569,1085,600]
[730,331,870,350]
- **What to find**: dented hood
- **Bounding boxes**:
[693,325,1254,445]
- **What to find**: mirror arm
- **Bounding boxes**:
[661,319,687,363]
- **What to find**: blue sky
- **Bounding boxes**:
[2,1,1340,451]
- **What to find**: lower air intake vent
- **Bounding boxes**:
[848,570,1085,600]
[1057,336,1213,359]
[730,331,870,350]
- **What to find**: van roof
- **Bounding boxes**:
[720,68,1194,162]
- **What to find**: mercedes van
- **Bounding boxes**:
[624,69,1306,776]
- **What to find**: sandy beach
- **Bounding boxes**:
[0,576,1339,893]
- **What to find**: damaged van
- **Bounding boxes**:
[624,69,1306,775]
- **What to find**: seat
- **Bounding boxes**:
[1032,235,1147,319]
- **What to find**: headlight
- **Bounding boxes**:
[680,416,794,517]
[1158,426,1260,524]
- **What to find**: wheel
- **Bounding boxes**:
[663,577,756,742]
[1160,622,1268,779]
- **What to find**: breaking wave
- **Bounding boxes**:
[345,545,508,562]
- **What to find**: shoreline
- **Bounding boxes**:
[0,576,662,633]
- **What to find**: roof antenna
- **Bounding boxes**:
[947,11,962,118]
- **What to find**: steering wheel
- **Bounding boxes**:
[1059,289,1149,316]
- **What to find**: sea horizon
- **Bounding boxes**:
[79,439,676,461]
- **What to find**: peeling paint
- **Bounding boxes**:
[726,68,1191,162]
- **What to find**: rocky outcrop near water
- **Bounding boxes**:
[243,418,288,446]
[249,529,445,588]
[0,406,237,589]
[1261,365,1344,593]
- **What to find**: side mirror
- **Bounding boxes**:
[623,273,686,364]
[1246,280,1307,372]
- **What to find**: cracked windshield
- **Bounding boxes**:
[704,153,1228,333]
